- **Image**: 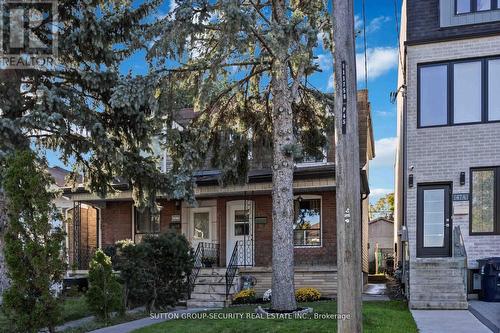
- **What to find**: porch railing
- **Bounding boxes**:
[187,242,220,298]
[69,246,97,271]
[453,225,468,291]
[225,241,239,299]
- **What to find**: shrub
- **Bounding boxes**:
[295,287,321,302]
[1,150,66,333]
[115,232,193,311]
[86,250,123,321]
[232,289,256,304]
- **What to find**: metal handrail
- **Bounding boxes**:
[225,241,239,299]
[188,243,203,299]
[187,242,221,298]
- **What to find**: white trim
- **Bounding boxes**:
[226,200,255,266]
[189,207,213,242]
[293,194,323,248]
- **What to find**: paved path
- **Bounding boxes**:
[362,283,390,301]
[87,308,212,333]
[469,300,500,333]
[411,309,492,333]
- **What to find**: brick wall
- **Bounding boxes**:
[405,35,500,268]
[101,201,133,246]
[217,192,336,267]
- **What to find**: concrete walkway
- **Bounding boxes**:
[87,308,212,333]
[411,309,492,333]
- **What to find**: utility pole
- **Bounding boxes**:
[332,0,363,332]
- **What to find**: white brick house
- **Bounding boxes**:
[395,0,500,309]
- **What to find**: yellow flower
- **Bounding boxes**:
[295,287,321,302]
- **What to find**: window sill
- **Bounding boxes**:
[294,245,322,249]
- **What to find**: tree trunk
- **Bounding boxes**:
[270,56,297,311]
[332,0,363,331]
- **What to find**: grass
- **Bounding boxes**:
[0,295,92,332]
[133,301,417,333]
[60,296,93,323]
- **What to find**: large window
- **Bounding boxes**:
[418,57,500,128]
[456,0,498,14]
[293,197,321,247]
[135,208,160,234]
[489,60,500,121]
[419,65,448,127]
[471,168,500,235]
[453,62,482,124]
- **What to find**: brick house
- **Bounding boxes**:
[64,90,374,307]
[395,0,500,309]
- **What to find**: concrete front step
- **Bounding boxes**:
[412,284,466,292]
[193,283,236,294]
[411,293,467,302]
[190,292,226,301]
[198,267,228,275]
[412,259,465,269]
[412,269,465,278]
[186,299,226,308]
[410,300,468,310]
[196,274,232,284]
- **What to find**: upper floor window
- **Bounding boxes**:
[456,0,498,14]
[418,57,500,128]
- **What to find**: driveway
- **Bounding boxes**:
[411,309,492,333]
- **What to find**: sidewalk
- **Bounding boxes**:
[411,309,492,333]
[87,308,211,333]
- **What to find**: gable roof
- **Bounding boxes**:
[369,217,394,225]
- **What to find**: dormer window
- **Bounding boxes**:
[456,0,498,14]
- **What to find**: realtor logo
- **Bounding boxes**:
[0,0,58,69]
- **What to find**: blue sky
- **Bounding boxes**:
[46,0,401,204]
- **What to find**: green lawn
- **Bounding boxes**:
[0,296,92,332]
[60,296,93,323]
[133,301,417,333]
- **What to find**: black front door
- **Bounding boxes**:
[417,184,452,257]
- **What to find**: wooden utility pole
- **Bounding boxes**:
[332,0,363,332]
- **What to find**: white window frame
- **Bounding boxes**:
[190,207,212,241]
[293,194,323,248]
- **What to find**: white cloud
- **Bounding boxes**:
[354,15,363,31]
[371,137,397,168]
[370,188,393,204]
[356,47,398,81]
[169,0,178,13]
[366,16,391,34]
[327,47,398,88]
[315,53,332,71]
[376,110,395,117]
[354,15,391,34]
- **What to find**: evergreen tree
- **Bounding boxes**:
[149,0,333,311]
[1,150,66,333]
[0,0,190,293]
[86,249,123,322]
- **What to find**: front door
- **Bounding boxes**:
[226,200,254,266]
[417,184,452,257]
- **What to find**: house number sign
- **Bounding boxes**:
[344,208,350,224]
[341,61,347,134]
